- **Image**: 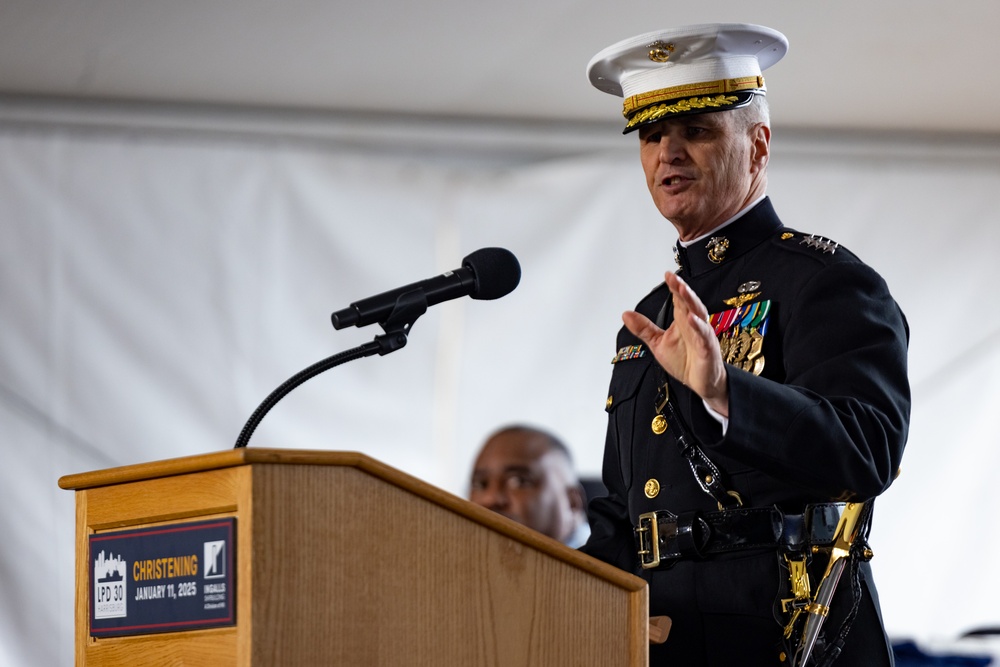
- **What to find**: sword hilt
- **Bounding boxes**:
[791,501,871,667]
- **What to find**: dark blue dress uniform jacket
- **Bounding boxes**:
[581,197,910,666]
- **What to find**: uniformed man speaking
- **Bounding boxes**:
[580,23,910,666]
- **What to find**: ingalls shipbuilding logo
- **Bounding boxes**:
[204,540,225,579]
[94,550,127,619]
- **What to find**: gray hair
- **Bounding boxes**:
[730,93,770,131]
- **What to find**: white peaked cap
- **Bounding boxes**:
[587,23,788,133]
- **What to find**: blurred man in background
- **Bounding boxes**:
[469,424,590,548]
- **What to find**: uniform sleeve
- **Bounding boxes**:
[689,260,910,500]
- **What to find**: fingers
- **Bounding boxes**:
[622,310,660,345]
[628,270,728,414]
[661,273,711,350]
[664,271,708,320]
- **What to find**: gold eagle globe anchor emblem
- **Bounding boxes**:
[706,237,729,264]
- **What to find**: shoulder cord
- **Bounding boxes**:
[659,377,743,509]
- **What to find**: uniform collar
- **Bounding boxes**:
[673,197,782,277]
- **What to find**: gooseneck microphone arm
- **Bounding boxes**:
[232,290,428,449]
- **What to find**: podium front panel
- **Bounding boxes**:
[62,450,647,666]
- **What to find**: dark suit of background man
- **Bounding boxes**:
[579,23,910,666]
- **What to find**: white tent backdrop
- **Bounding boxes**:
[2,105,999,665]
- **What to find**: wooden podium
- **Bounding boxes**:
[60,448,649,666]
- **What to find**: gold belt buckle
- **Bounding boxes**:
[637,511,661,569]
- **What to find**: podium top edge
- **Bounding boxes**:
[57,448,374,490]
[57,447,648,593]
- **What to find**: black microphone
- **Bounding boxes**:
[331,247,521,329]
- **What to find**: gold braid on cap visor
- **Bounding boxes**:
[622,76,764,130]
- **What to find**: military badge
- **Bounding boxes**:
[706,236,729,264]
[612,344,646,364]
[800,235,839,254]
[710,300,770,376]
[723,281,762,308]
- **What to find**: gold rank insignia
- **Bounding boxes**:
[710,299,770,376]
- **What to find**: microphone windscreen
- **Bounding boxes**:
[463,247,521,300]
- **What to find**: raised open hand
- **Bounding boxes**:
[622,272,729,417]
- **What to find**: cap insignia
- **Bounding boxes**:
[707,236,729,264]
[800,235,839,254]
[647,41,675,63]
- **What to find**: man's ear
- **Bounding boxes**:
[750,123,771,172]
